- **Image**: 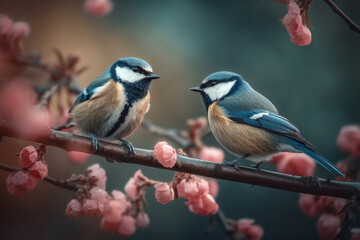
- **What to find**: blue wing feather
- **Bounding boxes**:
[69,69,111,112]
[224,109,314,148]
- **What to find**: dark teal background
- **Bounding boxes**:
[0,0,359,239]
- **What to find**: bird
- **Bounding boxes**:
[69,57,160,154]
[190,71,344,177]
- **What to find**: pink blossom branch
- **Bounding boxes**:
[0,162,78,191]
[1,119,360,200]
[322,0,360,34]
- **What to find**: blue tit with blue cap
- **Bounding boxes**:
[69,57,160,154]
[190,71,344,177]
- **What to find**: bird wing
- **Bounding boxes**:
[69,70,112,112]
[224,109,315,148]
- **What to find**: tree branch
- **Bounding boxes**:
[322,0,360,34]
[1,119,359,199]
[0,162,78,191]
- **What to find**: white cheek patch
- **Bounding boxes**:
[203,80,236,101]
[249,112,269,120]
[115,66,145,83]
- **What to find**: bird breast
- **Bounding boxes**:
[208,102,277,156]
[70,80,126,137]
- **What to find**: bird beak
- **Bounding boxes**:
[146,74,160,80]
[190,87,203,92]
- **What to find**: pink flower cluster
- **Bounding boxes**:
[84,0,113,17]
[7,145,48,195]
[101,171,152,237]
[154,173,218,215]
[298,194,347,239]
[228,218,264,240]
[65,169,152,237]
[282,1,311,46]
[101,190,140,237]
[87,164,107,190]
[0,15,30,54]
[270,152,315,176]
[153,141,177,168]
[66,187,110,218]
[336,125,360,157]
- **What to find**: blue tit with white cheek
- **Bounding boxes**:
[69,57,160,154]
[190,71,344,177]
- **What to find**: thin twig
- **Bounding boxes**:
[0,162,78,191]
[1,119,359,199]
[141,119,192,149]
[336,195,359,240]
[37,78,68,108]
[322,0,360,34]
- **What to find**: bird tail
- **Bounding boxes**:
[298,145,344,177]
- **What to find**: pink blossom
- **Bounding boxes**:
[82,199,102,217]
[177,177,209,199]
[351,228,360,240]
[336,125,360,157]
[0,15,14,35]
[208,179,219,198]
[135,212,150,228]
[84,0,113,17]
[65,199,82,218]
[87,164,107,189]
[317,214,341,240]
[153,141,177,168]
[124,177,138,200]
[198,147,225,163]
[235,218,264,240]
[112,190,128,202]
[68,151,90,164]
[28,161,48,180]
[154,182,175,204]
[270,152,315,176]
[11,22,30,39]
[6,171,37,195]
[186,194,218,215]
[117,215,136,237]
[18,145,38,168]
[90,187,110,211]
[282,1,312,46]
[101,200,125,232]
[332,198,347,214]
[298,194,320,217]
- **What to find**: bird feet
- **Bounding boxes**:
[120,139,136,155]
[250,161,264,170]
[223,155,249,171]
[90,134,99,152]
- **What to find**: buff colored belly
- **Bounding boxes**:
[208,103,277,156]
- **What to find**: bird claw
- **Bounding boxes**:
[120,139,136,155]
[223,155,249,171]
[223,159,242,172]
[250,161,264,170]
[90,134,99,152]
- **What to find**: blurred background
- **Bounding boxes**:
[0,0,360,239]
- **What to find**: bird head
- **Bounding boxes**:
[110,57,160,84]
[190,71,245,109]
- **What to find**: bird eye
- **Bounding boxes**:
[132,66,140,73]
[208,81,217,87]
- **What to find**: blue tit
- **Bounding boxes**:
[190,71,344,177]
[69,57,160,153]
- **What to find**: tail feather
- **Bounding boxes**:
[298,145,344,177]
